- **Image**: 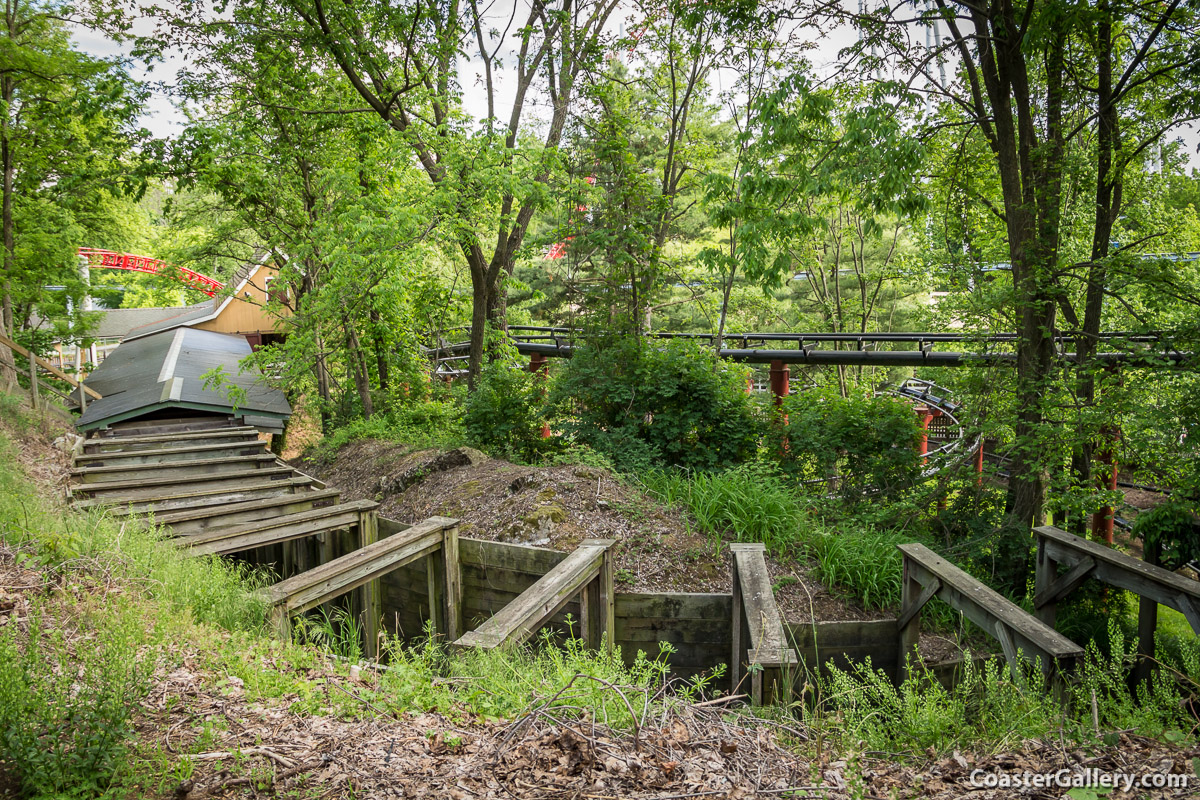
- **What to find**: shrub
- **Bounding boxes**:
[463,361,551,463]
[774,387,923,499]
[0,604,152,797]
[1132,498,1200,571]
[550,338,761,472]
[308,400,467,459]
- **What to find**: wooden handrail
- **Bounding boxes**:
[453,539,614,652]
[0,331,102,400]
[897,543,1082,679]
[730,543,795,705]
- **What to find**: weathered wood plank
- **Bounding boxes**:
[459,538,568,573]
[177,500,377,556]
[82,427,258,453]
[74,440,266,466]
[454,540,613,651]
[71,453,279,483]
[69,467,295,500]
[615,593,732,620]
[1033,556,1096,610]
[1036,526,1200,634]
[154,489,342,535]
[269,520,452,656]
[731,544,793,665]
[84,477,315,515]
[898,543,1083,667]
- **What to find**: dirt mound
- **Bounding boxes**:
[293,438,886,623]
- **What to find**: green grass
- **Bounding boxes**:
[639,463,802,554]
[815,621,1200,757]
[307,401,467,461]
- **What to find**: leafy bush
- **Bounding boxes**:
[308,399,467,459]
[639,462,801,553]
[1133,498,1200,571]
[0,604,152,797]
[550,339,761,472]
[774,387,922,499]
[463,362,552,463]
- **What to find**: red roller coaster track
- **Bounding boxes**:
[77,248,224,296]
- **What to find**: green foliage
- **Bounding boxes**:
[463,362,552,463]
[381,627,721,729]
[803,528,914,609]
[307,400,467,459]
[816,622,1200,758]
[0,603,152,798]
[639,462,801,554]
[551,339,761,472]
[293,606,364,663]
[818,655,1062,757]
[774,387,923,499]
[1068,622,1200,741]
[1133,500,1200,572]
[0,433,268,632]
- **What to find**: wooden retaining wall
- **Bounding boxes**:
[376,533,904,682]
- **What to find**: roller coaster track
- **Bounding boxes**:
[77,248,224,296]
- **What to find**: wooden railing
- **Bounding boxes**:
[731,543,796,705]
[1034,525,1200,684]
[264,516,460,659]
[453,538,614,652]
[897,543,1083,680]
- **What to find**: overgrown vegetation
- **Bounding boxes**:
[816,622,1200,757]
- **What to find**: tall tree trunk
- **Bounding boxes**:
[345,322,373,419]
[0,70,17,388]
[314,332,333,434]
[369,308,389,390]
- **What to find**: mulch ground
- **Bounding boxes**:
[292,440,893,626]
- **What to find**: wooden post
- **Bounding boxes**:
[426,551,444,636]
[440,522,461,641]
[74,347,86,411]
[1134,538,1160,689]
[1034,536,1058,630]
[975,440,984,487]
[592,543,614,653]
[28,351,38,411]
[730,546,746,695]
[896,556,921,680]
[357,511,381,659]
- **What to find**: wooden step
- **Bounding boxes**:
[177,500,377,557]
[70,453,279,484]
[102,416,243,437]
[78,477,317,515]
[83,428,260,454]
[264,516,456,618]
[69,467,298,501]
[75,440,267,467]
[156,489,343,536]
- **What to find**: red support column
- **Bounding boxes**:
[975,440,985,487]
[769,359,790,409]
[1091,425,1121,545]
[528,353,551,439]
[915,406,933,464]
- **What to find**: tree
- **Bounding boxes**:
[829,0,1200,527]
[1,0,146,384]
[167,0,621,388]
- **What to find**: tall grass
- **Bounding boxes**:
[0,433,268,631]
[307,401,467,461]
[381,627,719,729]
[639,463,802,554]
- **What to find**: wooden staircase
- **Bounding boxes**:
[67,422,465,659]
